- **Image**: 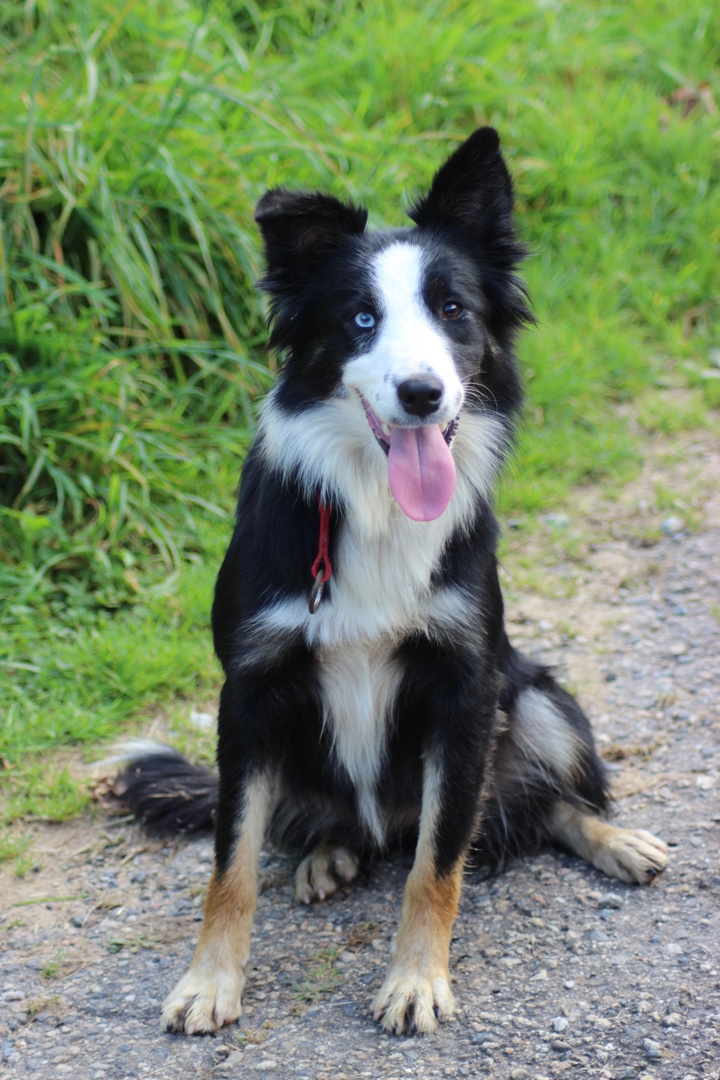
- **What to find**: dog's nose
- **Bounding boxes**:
[397,376,443,418]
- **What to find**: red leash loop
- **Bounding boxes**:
[309,497,332,613]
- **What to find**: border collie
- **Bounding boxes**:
[119,127,668,1037]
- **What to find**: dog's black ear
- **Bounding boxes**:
[254,189,367,269]
[409,128,532,334]
[407,127,514,233]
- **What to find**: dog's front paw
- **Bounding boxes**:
[161,967,245,1035]
[372,971,454,1035]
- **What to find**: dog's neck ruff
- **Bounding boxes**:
[360,396,459,522]
[308,401,462,612]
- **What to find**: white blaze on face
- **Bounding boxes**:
[344,242,464,425]
[343,243,464,522]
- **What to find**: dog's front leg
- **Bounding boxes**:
[161,767,275,1034]
[372,758,469,1035]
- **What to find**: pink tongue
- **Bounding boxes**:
[388,425,457,521]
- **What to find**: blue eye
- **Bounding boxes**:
[354,312,375,329]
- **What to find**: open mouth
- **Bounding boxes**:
[359,395,459,522]
[360,396,458,454]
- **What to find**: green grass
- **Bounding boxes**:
[292,947,347,1005]
[1,0,718,821]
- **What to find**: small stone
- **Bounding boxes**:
[215,1052,242,1072]
[545,513,570,528]
[510,1070,531,1080]
[663,1013,682,1027]
[588,929,610,943]
[597,892,623,909]
[1,992,24,1002]
[660,515,684,535]
[552,1017,569,1032]
[256,1062,278,1072]
[189,709,215,729]
[551,1041,571,1052]
[643,1038,662,1060]
[663,943,683,957]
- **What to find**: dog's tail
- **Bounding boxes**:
[111,740,218,835]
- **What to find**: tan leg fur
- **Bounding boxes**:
[161,773,275,1034]
[372,859,463,1035]
[550,802,669,885]
[372,763,463,1035]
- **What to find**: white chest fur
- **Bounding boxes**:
[317,639,404,843]
[254,392,506,838]
[254,498,476,843]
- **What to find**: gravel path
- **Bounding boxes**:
[2,436,719,1080]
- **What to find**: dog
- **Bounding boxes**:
[118,127,668,1037]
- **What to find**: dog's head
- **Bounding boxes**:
[255,128,531,521]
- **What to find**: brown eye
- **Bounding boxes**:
[443,301,462,320]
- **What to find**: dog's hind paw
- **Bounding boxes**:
[550,805,669,886]
[592,825,669,885]
[161,968,244,1035]
[372,972,454,1035]
[293,844,359,904]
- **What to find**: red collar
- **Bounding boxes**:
[309,496,332,613]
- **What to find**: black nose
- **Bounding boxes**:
[397,376,444,418]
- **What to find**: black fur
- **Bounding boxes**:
[116,748,218,835]
[117,126,610,886]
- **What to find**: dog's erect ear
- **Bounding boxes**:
[254,190,367,270]
[410,128,532,334]
[407,127,514,232]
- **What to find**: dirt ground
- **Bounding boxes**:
[2,432,719,1080]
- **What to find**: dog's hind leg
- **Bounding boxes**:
[161,769,275,1034]
[492,651,669,883]
[511,681,669,883]
[548,802,668,884]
